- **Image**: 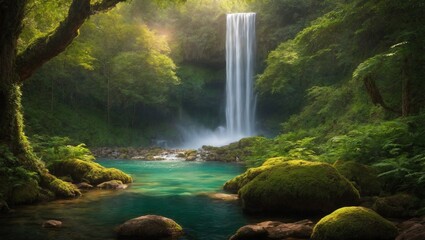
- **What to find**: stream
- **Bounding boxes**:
[0,159,255,240]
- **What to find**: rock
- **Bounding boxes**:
[398,217,425,231]
[97,180,127,190]
[397,223,425,240]
[373,193,419,218]
[116,215,183,239]
[229,225,268,240]
[184,150,198,161]
[238,160,360,214]
[75,182,94,189]
[311,206,398,240]
[204,193,238,201]
[230,219,314,240]
[333,160,381,196]
[267,220,314,239]
[223,157,288,193]
[42,220,62,228]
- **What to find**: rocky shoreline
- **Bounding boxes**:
[90,146,243,162]
[91,147,200,161]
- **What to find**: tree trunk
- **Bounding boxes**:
[0,0,29,158]
[0,0,80,203]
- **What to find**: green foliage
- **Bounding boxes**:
[333,160,381,196]
[0,145,41,204]
[238,160,360,214]
[30,135,94,165]
[311,206,398,240]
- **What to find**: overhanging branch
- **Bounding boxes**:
[16,0,126,81]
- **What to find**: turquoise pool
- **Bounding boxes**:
[0,159,252,240]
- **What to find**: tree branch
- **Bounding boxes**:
[16,0,126,81]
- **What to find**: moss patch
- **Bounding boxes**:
[311,206,398,240]
[48,178,81,198]
[49,159,132,185]
[239,160,360,214]
[223,157,288,193]
[334,160,381,196]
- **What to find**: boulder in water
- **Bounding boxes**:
[42,219,62,228]
[116,215,183,239]
[311,206,398,240]
[238,160,360,214]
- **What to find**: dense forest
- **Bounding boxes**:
[1,0,425,239]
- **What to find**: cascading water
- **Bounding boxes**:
[178,13,256,148]
[225,13,256,138]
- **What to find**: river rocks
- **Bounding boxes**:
[397,217,425,240]
[230,219,314,240]
[91,147,190,161]
[229,225,268,240]
[200,136,268,162]
[49,159,132,185]
[116,215,183,239]
[238,160,360,214]
[42,220,62,228]
[75,182,94,189]
[333,160,381,196]
[97,180,127,190]
[184,150,198,161]
[204,192,239,201]
[311,206,398,240]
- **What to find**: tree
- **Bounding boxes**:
[0,0,126,201]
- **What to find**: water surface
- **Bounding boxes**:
[0,159,251,240]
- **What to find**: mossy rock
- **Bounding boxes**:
[239,160,360,214]
[333,160,381,196]
[223,157,288,193]
[48,179,81,198]
[49,159,132,185]
[311,206,398,240]
[372,193,419,218]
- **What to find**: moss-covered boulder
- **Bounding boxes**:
[117,215,183,239]
[223,157,288,193]
[311,206,398,240]
[373,193,419,218]
[239,160,360,214]
[49,159,132,185]
[334,160,381,196]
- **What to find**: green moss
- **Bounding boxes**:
[372,193,419,218]
[49,159,132,185]
[223,157,289,193]
[9,178,40,204]
[48,179,81,198]
[333,160,381,196]
[239,160,360,214]
[311,206,398,240]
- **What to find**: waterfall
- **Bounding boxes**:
[177,13,256,148]
[225,13,256,137]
